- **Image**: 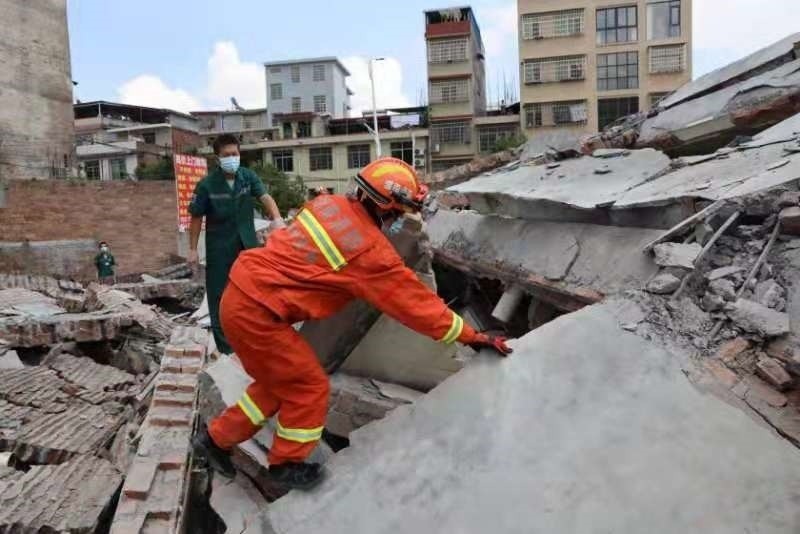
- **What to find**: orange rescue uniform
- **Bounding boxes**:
[208,194,479,465]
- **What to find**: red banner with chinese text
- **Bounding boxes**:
[174,154,208,232]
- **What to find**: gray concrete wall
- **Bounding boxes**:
[0,0,75,180]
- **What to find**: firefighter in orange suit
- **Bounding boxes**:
[193,157,512,490]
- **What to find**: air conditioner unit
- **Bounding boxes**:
[414,157,426,168]
[414,147,426,157]
[431,144,440,153]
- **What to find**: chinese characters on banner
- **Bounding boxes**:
[174,154,208,232]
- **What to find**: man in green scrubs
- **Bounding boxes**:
[188,134,284,354]
[95,241,116,284]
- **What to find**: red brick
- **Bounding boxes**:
[122,459,158,500]
[746,377,788,408]
[715,338,751,363]
[766,337,796,364]
[704,360,740,389]
[756,357,793,391]
[149,406,193,427]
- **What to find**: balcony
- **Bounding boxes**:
[524,56,586,84]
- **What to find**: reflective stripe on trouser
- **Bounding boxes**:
[296,209,347,271]
[208,282,330,465]
[438,312,464,344]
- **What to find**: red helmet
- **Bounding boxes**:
[355,157,429,212]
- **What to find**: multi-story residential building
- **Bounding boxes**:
[425,6,519,172]
[191,108,272,149]
[206,107,428,193]
[264,57,353,127]
[73,101,200,180]
[517,0,692,136]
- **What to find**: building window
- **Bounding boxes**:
[272,115,280,127]
[647,0,681,39]
[521,9,585,40]
[478,125,520,153]
[314,95,327,113]
[313,64,326,82]
[524,101,588,129]
[523,56,586,84]
[649,45,686,73]
[431,121,471,146]
[141,132,156,144]
[270,83,283,101]
[427,38,468,64]
[199,117,216,131]
[110,158,127,180]
[348,144,371,169]
[84,160,100,179]
[291,65,301,83]
[597,52,639,91]
[430,78,470,104]
[596,6,638,46]
[390,141,414,165]
[598,97,639,129]
[649,92,670,108]
[292,97,302,113]
[272,150,293,173]
[270,66,281,73]
[309,147,333,171]
[282,122,293,139]
[297,121,311,138]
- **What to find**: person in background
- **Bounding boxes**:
[188,133,284,354]
[192,157,511,491]
[95,241,116,284]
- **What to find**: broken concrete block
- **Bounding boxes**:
[709,279,737,302]
[755,279,785,309]
[653,243,702,270]
[779,206,800,236]
[756,357,793,391]
[726,299,790,337]
[646,273,681,295]
[694,223,714,245]
[211,474,269,534]
[0,456,122,533]
[0,349,23,369]
[706,266,745,282]
[592,148,629,158]
[327,374,418,437]
[702,292,726,312]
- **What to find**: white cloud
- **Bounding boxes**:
[479,1,517,61]
[341,56,411,116]
[117,75,201,113]
[204,41,265,109]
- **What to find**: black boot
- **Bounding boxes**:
[267,462,324,490]
[192,423,236,479]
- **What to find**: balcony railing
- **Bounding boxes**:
[524,56,586,84]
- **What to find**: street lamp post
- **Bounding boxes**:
[368,57,385,156]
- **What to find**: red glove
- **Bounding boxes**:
[468,332,513,357]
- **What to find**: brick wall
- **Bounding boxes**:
[0,180,179,278]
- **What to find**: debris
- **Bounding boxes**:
[592,148,629,159]
[327,374,417,438]
[755,357,793,391]
[0,456,122,533]
[210,474,269,534]
[706,266,745,282]
[754,279,785,309]
[702,293,726,312]
[646,273,681,295]
[709,279,737,302]
[744,376,788,408]
[715,338,751,363]
[594,165,612,175]
[725,299,790,337]
[642,201,725,253]
[653,243,702,270]
[491,285,526,323]
[779,206,800,235]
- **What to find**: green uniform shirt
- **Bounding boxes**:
[188,166,267,353]
[95,252,115,277]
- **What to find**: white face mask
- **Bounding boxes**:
[219,155,240,174]
[101,246,108,252]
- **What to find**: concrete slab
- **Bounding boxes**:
[253,299,800,534]
[428,210,661,299]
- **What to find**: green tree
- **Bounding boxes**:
[135,157,175,181]
[491,133,527,153]
[249,162,306,216]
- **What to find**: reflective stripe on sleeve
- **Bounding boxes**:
[237,392,266,427]
[439,312,464,345]
[276,421,324,444]
[297,209,348,271]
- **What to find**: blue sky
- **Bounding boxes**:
[67,0,800,114]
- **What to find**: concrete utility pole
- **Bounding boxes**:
[369,58,385,156]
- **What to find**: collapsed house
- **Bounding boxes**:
[4,36,800,534]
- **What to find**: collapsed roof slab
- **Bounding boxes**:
[638,59,800,154]
[428,210,662,307]
[448,149,677,228]
[252,299,800,534]
[660,33,800,109]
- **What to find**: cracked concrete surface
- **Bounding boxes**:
[252,299,800,534]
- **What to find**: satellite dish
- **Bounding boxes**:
[231,97,245,111]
